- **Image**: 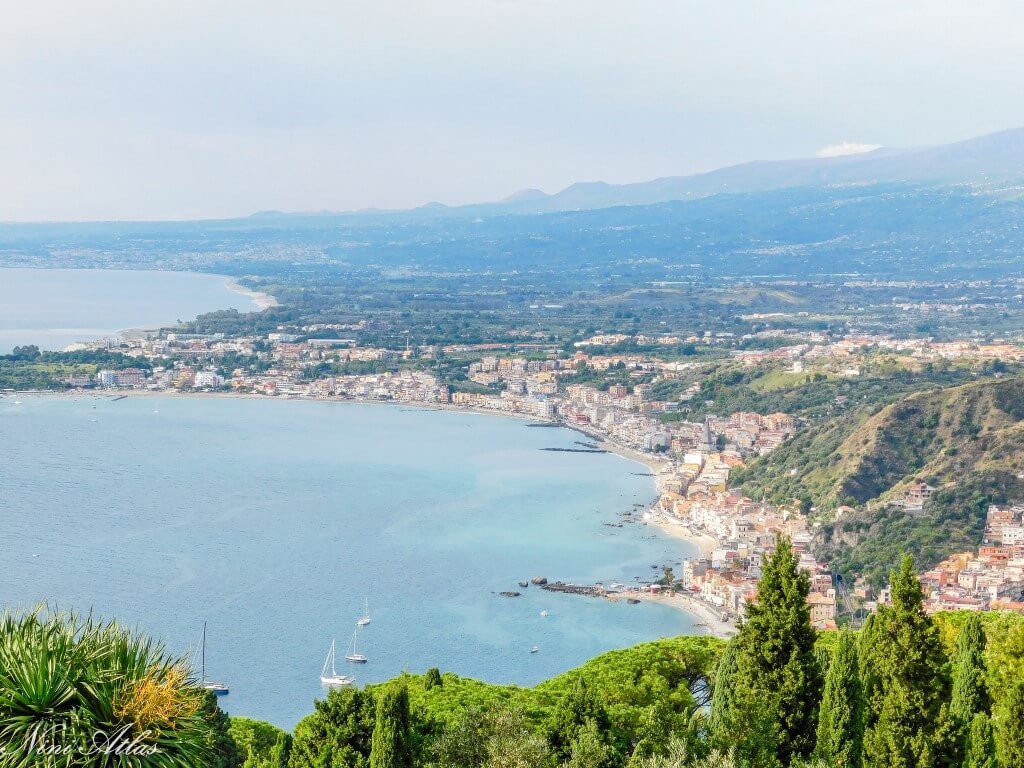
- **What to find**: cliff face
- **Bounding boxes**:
[737,377,1024,584]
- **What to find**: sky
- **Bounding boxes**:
[3,1,1024,221]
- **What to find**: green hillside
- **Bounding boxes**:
[734,376,1024,584]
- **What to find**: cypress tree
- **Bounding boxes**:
[950,614,989,725]
[731,537,822,767]
[369,683,413,768]
[814,630,864,768]
[962,713,996,768]
[707,640,738,750]
[862,555,950,768]
[857,612,881,735]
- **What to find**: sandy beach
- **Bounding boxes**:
[224,278,278,309]
[615,591,736,638]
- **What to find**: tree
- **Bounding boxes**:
[200,691,242,768]
[370,683,413,768]
[950,614,989,726]
[962,713,996,768]
[857,613,881,735]
[424,668,443,690]
[483,707,551,768]
[289,687,375,768]
[814,631,863,768]
[994,679,1024,768]
[708,641,739,751]
[862,555,950,768]
[566,719,612,768]
[229,717,291,768]
[731,537,822,767]
[548,677,613,762]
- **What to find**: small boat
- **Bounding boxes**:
[12,400,22,405]
[321,640,355,686]
[357,598,371,627]
[197,622,229,696]
[345,627,367,663]
[540,610,549,618]
[530,646,540,654]
[518,581,529,588]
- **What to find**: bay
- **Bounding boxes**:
[0,268,262,353]
[0,395,701,728]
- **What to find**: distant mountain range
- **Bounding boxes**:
[443,125,1024,216]
[251,125,1024,221]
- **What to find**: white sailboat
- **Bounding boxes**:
[321,640,355,686]
[357,599,371,626]
[345,627,368,663]
[197,622,229,696]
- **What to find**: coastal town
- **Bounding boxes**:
[24,322,1020,633]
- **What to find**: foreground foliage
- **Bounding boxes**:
[0,609,233,767]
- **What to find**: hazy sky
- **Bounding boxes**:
[3,1,1024,221]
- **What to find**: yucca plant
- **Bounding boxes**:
[0,609,228,767]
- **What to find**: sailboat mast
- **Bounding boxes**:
[201,622,207,683]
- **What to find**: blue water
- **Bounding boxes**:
[0,396,700,728]
[0,268,261,353]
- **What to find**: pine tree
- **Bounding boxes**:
[862,555,950,768]
[424,667,443,690]
[370,683,413,768]
[548,677,613,762]
[950,614,989,726]
[962,713,996,768]
[731,537,822,767]
[814,631,863,768]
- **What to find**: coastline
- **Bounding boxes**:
[614,591,736,638]
[224,277,278,310]
[10,388,727,630]
[112,275,278,343]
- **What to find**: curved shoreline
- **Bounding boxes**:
[7,389,727,634]
[223,277,278,309]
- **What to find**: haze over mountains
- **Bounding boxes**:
[251,125,1024,222]
[420,125,1024,217]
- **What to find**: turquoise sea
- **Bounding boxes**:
[0,395,700,728]
[0,268,260,353]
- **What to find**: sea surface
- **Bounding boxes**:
[0,395,701,728]
[0,268,261,353]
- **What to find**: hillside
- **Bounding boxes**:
[735,376,1024,585]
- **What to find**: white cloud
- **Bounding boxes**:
[816,142,882,158]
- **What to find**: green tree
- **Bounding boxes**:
[483,707,551,768]
[708,641,739,751]
[857,612,881,735]
[424,668,443,690]
[548,677,613,762]
[814,631,863,768]
[862,555,950,768]
[566,718,612,768]
[370,683,413,768]
[229,718,291,768]
[994,678,1024,768]
[950,614,989,726]
[289,687,375,768]
[731,537,822,767]
[201,691,242,768]
[962,713,996,768]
